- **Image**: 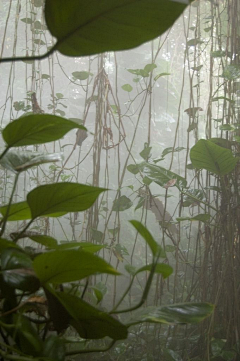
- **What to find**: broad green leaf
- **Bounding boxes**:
[33,249,120,284]
[125,264,137,275]
[211,50,226,58]
[129,302,214,325]
[0,150,62,173]
[112,196,133,212]
[0,238,20,252]
[108,227,119,237]
[176,213,210,222]
[53,290,128,340]
[122,84,133,92]
[1,248,32,270]
[45,0,189,57]
[27,183,106,219]
[43,336,65,361]
[130,220,160,256]
[143,176,152,185]
[72,71,93,80]
[135,263,173,278]
[29,235,58,248]
[135,197,145,211]
[142,163,187,188]
[0,201,66,221]
[190,139,238,175]
[2,114,86,147]
[212,96,234,104]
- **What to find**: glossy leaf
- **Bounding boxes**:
[142,163,187,188]
[1,248,32,270]
[27,183,106,219]
[190,139,238,175]
[45,0,189,57]
[130,220,160,256]
[0,150,62,173]
[54,290,128,340]
[112,196,133,212]
[2,114,86,147]
[33,249,120,284]
[129,302,214,325]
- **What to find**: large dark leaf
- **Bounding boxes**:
[1,248,40,291]
[45,0,190,57]
[190,139,238,175]
[128,303,214,326]
[33,249,120,284]
[27,183,106,219]
[2,114,86,147]
[54,290,128,340]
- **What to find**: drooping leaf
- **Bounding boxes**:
[0,201,66,221]
[52,290,128,340]
[162,146,185,158]
[2,114,86,147]
[27,183,106,219]
[154,72,171,81]
[219,124,235,131]
[33,249,120,284]
[134,263,173,278]
[112,196,133,212]
[176,213,210,222]
[0,238,20,252]
[142,163,187,189]
[21,17,34,24]
[190,139,238,175]
[0,150,62,173]
[129,302,214,326]
[211,338,226,357]
[29,235,58,248]
[45,0,189,57]
[93,282,108,304]
[221,64,240,80]
[212,96,234,104]
[130,220,161,256]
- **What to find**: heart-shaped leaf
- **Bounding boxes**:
[27,183,106,219]
[190,139,238,175]
[45,0,189,57]
[2,114,86,147]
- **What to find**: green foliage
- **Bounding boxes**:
[190,139,238,175]
[44,0,190,57]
